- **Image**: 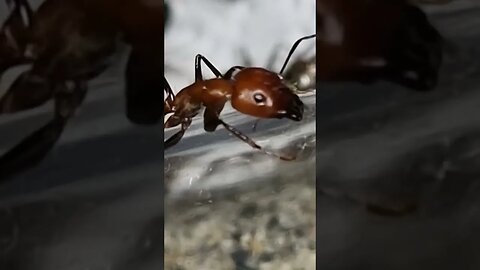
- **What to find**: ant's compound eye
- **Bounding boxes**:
[253,93,266,104]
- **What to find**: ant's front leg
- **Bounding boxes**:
[218,118,295,161]
[203,104,225,132]
[203,105,295,161]
[0,80,87,181]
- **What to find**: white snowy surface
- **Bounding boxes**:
[164,0,316,90]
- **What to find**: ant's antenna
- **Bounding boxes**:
[279,34,316,75]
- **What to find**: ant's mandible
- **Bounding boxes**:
[164,34,315,161]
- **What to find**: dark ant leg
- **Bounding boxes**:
[0,80,87,181]
[163,76,175,114]
[0,70,53,114]
[279,34,316,75]
[217,118,295,161]
[3,0,33,30]
[164,76,175,103]
[0,0,34,74]
[164,117,192,149]
[11,0,33,27]
[195,54,222,81]
[223,66,245,79]
[203,104,225,132]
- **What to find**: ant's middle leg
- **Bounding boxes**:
[223,66,245,79]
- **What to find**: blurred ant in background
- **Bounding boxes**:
[164,34,316,161]
[0,0,165,180]
[315,0,452,218]
[316,0,444,91]
[239,41,316,95]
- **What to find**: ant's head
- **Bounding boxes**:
[231,67,303,121]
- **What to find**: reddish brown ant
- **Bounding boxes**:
[164,34,315,161]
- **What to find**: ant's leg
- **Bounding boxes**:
[164,117,192,149]
[223,66,245,79]
[12,0,33,25]
[217,118,295,161]
[163,76,175,114]
[164,98,173,115]
[195,54,222,81]
[203,103,226,132]
[0,70,53,114]
[0,80,87,181]
[3,0,33,31]
[0,0,34,74]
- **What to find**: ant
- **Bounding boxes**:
[316,0,443,91]
[164,34,316,161]
[0,0,165,180]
